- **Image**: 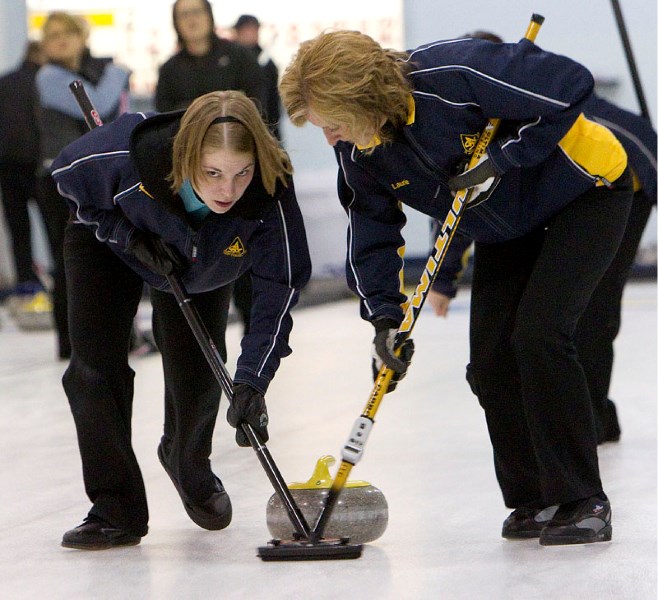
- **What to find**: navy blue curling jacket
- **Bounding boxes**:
[434,94,658,297]
[333,37,628,324]
[51,111,312,393]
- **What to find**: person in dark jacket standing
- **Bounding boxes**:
[233,14,282,141]
[52,90,311,550]
[155,0,264,113]
[36,11,130,359]
[280,30,633,546]
[429,94,657,443]
[0,41,45,305]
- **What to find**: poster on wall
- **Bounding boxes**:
[27,0,404,100]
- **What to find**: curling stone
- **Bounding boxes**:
[13,291,54,331]
[266,455,388,544]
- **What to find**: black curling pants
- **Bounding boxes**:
[62,223,231,536]
[0,161,40,284]
[575,191,654,442]
[36,174,71,358]
[467,170,633,509]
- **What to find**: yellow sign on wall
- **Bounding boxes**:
[30,12,114,30]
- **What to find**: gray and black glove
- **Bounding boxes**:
[371,317,415,393]
[227,383,269,447]
[126,230,185,276]
[448,153,498,204]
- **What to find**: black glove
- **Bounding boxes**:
[448,154,498,204]
[371,318,415,392]
[126,230,185,276]
[227,383,269,447]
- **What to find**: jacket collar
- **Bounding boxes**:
[356,95,416,151]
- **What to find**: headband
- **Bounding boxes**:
[211,116,242,125]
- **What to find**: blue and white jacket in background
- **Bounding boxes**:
[51,111,312,393]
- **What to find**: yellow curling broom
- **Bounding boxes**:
[296,13,547,549]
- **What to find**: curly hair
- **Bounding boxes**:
[169,91,292,196]
[280,30,412,149]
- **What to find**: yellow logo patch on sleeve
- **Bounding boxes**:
[223,237,247,257]
[460,134,480,155]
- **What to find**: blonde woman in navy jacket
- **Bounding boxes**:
[280,30,633,546]
[51,91,311,550]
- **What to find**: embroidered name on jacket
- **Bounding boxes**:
[391,179,410,190]
[460,134,480,155]
[223,237,247,257]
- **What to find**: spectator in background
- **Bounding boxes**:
[155,0,264,113]
[233,14,282,141]
[232,12,285,333]
[0,41,46,308]
[36,11,130,359]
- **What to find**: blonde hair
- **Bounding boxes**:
[42,11,88,41]
[280,30,411,149]
[170,91,292,196]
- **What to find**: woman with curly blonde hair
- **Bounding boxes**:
[280,29,633,547]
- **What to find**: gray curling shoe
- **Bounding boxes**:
[539,494,612,546]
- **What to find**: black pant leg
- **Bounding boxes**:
[510,173,633,505]
[0,162,39,283]
[151,283,232,502]
[36,174,71,358]
[470,172,633,508]
[575,191,654,440]
[470,232,545,508]
[62,223,148,535]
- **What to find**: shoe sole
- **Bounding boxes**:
[539,524,612,546]
[502,530,542,540]
[61,537,141,550]
[157,444,232,531]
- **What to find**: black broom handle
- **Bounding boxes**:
[610,0,652,123]
[165,274,311,539]
[69,80,311,539]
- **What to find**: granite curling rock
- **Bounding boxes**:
[266,455,388,544]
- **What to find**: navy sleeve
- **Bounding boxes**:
[233,181,312,393]
[336,147,408,325]
[50,114,144,250]
[430,226,473,298]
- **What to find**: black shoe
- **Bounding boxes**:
[61,516,141,550]
[157,443,232,531]
[502,505,558,539]
[539,494,612,546]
